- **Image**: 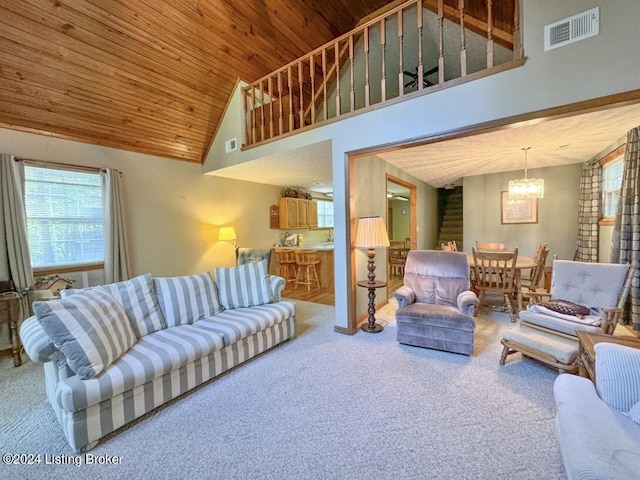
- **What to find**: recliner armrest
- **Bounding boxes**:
[457,290,479,316]
[394,286,415,308]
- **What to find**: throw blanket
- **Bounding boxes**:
[526,304,602,326]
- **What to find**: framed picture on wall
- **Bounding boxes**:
[501,191,538,224]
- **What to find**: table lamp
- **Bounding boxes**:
[354,216,390,333]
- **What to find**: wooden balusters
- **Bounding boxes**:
[398,10,404,97]
[438,0,445,84]
[459,0,467,77]
[513,0,521,59]
[277,72,284,135]
[380,18,386,102]
[364,26,370,107]
[486,0,494,69]
[349,35,355,111]
[267,77,274,139]
[298,61,304,129]
[250,86,257,144]
[416,0,424,90]
[259,81,265,142]
[322,48,328,120]
[309,53,316,124]
[335,42,341,116]
[287,67,294,133]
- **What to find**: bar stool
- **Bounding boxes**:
[274,248,297,286]
[295,249,321,291]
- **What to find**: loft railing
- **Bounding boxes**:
[242,0,521,148]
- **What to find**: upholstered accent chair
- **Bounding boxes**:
[236,248,271,266]
[395,250,479,355]
[500,260,634,373]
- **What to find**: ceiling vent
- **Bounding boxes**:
[544,7,599,51]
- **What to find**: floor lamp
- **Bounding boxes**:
[354,216,390,333]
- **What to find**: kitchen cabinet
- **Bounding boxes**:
[279,197,309,229]
[308,200,318,228]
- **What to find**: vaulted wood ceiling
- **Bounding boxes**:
[0,0,514,163]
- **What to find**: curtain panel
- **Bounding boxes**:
[102,169,130,283]
[575,159,601,262]
[610,127,640,330]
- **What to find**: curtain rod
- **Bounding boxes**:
[15,157,121,175]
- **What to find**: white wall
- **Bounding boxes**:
[0,128,283,280]
[463,163,582,262]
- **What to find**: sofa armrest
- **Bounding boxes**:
[19,316,60,363]
[394,286,415,308]
[269,275,286,302]
[595,343,640,411]
[457,290,479,316]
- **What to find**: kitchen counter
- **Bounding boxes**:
[275,244,334,251]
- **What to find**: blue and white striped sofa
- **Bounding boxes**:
[20,266,296,452]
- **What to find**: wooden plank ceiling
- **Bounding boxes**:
[0,0,513,163]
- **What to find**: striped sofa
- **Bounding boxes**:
[20,264,296,452]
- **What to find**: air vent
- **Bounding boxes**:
[225,138,237,153]
[544,7,599,51]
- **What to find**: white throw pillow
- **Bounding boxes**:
[34,287,136,380]
[214,260,274,310]
[62,273,166,337]
[153,272,222,327]
[595,342,640,411]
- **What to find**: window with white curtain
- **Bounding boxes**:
[23,165,104,269]
[316,199,334,228]
[602,156,624,219]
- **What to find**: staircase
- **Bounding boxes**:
[437,188,463,250]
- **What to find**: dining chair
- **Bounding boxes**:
[441,243,452,251]
[471,247,519,322]
[520,247,549,304]
[448,240,458,252]
[476,241,508,252]
[389,241,408,276]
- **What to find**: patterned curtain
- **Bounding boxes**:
[610,127,640,330]
[575,159,601,262]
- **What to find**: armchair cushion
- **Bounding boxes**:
[595,343,640,412]
[397,303,475,331]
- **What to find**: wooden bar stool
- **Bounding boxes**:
[295,249,321,291]
[274,248,297,286]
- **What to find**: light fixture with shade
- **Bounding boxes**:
[354,216,390,333]
[508,147,544,200]
[218,226,237,247]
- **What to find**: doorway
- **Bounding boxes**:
[386,175,416,296]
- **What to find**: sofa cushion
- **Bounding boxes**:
[214,260,274,310]
[595,343,640,412]
[153,272,222,327]
[34,288,137,380]
[194,301,295,346]
[56,324,225,412]
[62,273,166,337]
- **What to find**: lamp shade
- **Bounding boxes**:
[218,226,237,241]
[354,216,390,248]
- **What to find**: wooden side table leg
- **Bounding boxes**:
[9,320,22,367]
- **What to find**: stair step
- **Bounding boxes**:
[442,219,463,228]
[444,208,463,216]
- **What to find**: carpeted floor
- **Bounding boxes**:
[0,300,567,480]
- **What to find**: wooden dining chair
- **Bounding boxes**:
[389,241,408,276]
[471,247,519,322]
[441,243,452,251]
[520,247,550,304]
[476,241,508,252]
[448,240,458,252]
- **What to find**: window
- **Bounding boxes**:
[24,165,104,269]
[316,200,334,228]
[602,157,624,219]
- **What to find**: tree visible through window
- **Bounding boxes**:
[24,165,104,269]
[602,157,623,219]
[316,200,334,228]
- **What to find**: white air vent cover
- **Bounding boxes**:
[544,7,599,51]
[225,138,237,153]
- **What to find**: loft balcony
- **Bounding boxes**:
[242,0,522,148]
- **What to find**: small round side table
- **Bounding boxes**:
[357,280,387,333]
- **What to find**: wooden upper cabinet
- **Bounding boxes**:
[308,200,318,228]
[279,197,314,229]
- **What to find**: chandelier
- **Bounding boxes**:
[508,147,544,199]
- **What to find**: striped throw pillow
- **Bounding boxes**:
[215,260,274,310]
[34,287,137,380]
[595,342,640,411]
[153,272,222,327]
[62,273,166,337]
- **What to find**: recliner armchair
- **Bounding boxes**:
[395,250,479,355]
